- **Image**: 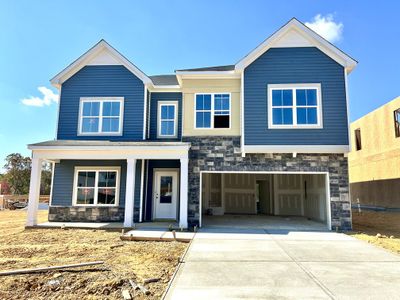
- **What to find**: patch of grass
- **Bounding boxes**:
[0,210,187,299]
[348,210,400,254]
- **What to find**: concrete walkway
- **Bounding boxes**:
[165,228,400,299]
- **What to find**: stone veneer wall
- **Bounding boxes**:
[48,206,125,222]
[182,136,352,230]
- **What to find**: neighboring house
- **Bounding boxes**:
[348,96,400,209]
[26,18,357,230]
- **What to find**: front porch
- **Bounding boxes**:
[26,140,190,229]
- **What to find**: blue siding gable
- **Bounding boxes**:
[57,65,145,141]
[149,92,182,140]
[244,47,348,145]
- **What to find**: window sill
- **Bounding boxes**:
[77,133,123,136]
[72,204,119,207]
[268,125,323,129]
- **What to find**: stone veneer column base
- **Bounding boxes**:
[48,206,125,222]
[182,136,352,231]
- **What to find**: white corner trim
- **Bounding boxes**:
[143,87,148,140]
[235,18,357,73]
[267,83,323,129]
[50,40,152,88]
[243,145,350,154]
[344,69,352,152]
[54,85,62,139]
[240,71,245,157]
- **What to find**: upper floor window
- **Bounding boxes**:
[158,101,178,138]
[394,109,400,138]
[79,97,124,135]
[195,93,230,129]
[268,84,322,129]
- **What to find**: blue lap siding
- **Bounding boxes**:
[149,92,182,140]
[244,47,348,145]
[57,65,145,141]
[51,160,142,222]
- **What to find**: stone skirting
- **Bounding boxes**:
[48,206,125,222]
[182,136,351,230]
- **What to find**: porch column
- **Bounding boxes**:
[124,158,136,227]
[179,157,189,228]
[26,157,42,226]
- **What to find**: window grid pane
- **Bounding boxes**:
[160,104,176,136]
[271,87,318,126]
[75,170,119,206]
[81,100,122,134]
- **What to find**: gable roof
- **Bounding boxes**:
[176,65,235,72]
[149,75,179,86]
[235,18,357,73]
[50,39,152,88]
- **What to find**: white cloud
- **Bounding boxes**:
[21,86,59,107]
[305,14,343,43]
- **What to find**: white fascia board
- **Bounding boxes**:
[50,40,152,88]
[30,146,190,161]
[243,145,350,154]
[235,18,357,74]
[28,144,191,151]
[147,85,181,92]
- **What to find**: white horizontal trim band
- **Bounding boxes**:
[243,145,349,154]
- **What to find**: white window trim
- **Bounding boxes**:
[72,166,121,207]
[194,93,231,129]
[157,101,178,138]
[78,97,124,136]
[267,84,323,129]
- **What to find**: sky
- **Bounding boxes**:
[0,0,399,169]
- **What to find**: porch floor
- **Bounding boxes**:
[30,221,124,230]
[202,215,328,232]
[31,220,180,231]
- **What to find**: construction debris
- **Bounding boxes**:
[0,261,104,276]
[144,278,161,284]
[129,279,150,295]
[122,289,132,300]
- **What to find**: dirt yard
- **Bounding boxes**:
[349,210,400,254]
[0,210,187,299]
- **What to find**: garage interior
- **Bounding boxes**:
[201,173,329,230]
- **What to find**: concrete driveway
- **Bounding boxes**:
[165,228,400,299]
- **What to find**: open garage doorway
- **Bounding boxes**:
[200,172,331,231]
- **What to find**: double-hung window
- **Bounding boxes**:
[195,93,230,129]
[79,97,124,135]
[268,84,322,128]
[73,167,120,206]
[158,101,178,138]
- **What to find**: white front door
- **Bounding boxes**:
[153,170,178,220]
